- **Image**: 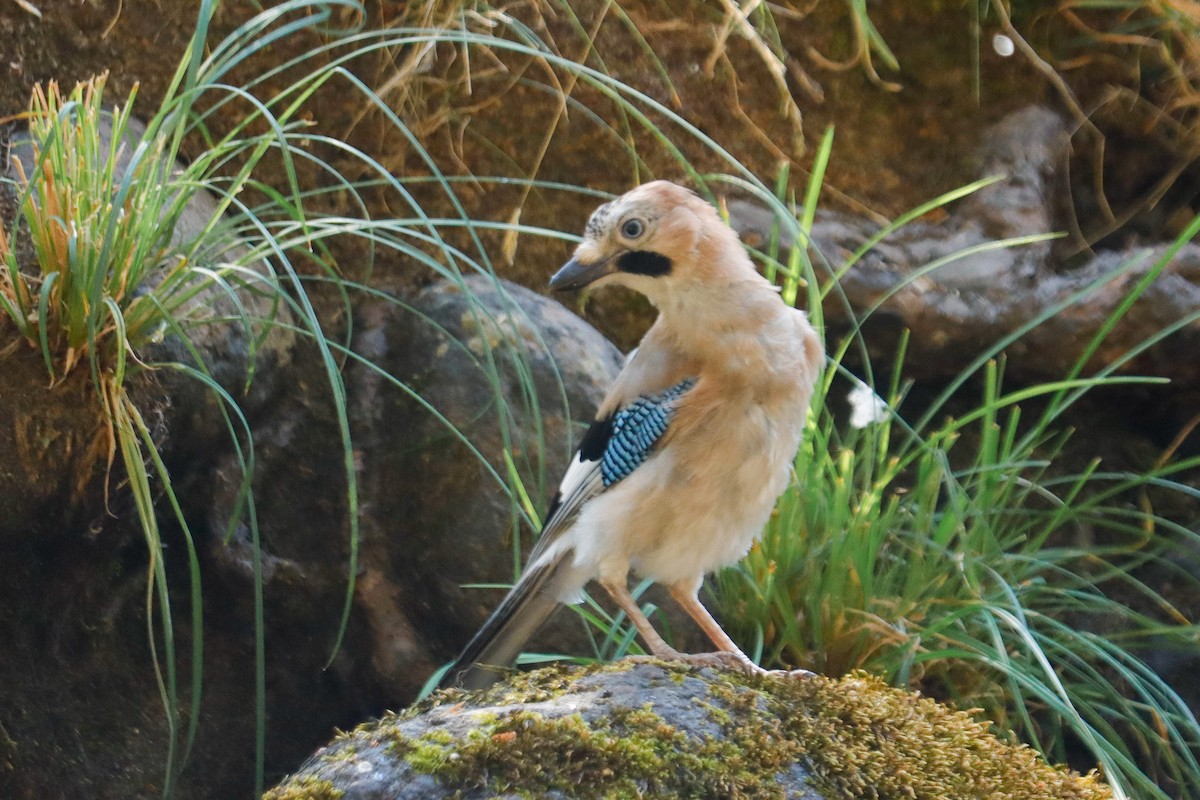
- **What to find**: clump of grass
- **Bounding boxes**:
[0,72,214,799]
[2,77,171,379]
[711,165,1200,800]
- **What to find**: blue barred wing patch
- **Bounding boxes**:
[601,377,696,487]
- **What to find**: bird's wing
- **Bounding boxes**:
[444,376,697,689]
[524,376,697,567]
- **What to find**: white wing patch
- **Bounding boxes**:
[524,451,604,568]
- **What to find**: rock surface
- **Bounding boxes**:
[729,106,1200,387]
[267,661,1114,800]
[350,273,628,677]
[204,273,631,696]
[196,271,634,766]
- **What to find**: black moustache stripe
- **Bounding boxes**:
[617,250,672,277]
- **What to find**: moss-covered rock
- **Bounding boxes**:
[266,661,1113,800]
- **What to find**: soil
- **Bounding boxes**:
[0,0,1074,349]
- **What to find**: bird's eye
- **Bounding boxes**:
[621,218,645,239]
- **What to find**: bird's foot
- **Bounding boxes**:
[673,649,761,674]
[685,654,816,680]
[627,649,813,679]
[623,649,749,673]
[764,667,816,680]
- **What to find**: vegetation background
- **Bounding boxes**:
[0,1,1198,798]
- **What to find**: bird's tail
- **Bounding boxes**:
[439,549,581,691]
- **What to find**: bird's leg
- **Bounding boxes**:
[669,583,814,679]
[601,579,811,678]
[667,584,760,673]
[600,579,687,660]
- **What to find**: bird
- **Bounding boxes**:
[440,180,823,690]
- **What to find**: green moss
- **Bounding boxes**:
[402,726,467,775]
[395,699,801,799]
[382,661,808,798]
[442,663,1112,799]
[759,670,1114,800]
[262,775,344,800]
[284,661,1115,800]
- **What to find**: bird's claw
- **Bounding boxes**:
[627,651,813,679]
[624,650,748,672]
[765,667,816,680]
[675,650,760,673]
[688,654,816,681]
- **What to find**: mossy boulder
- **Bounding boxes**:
[267,662,1113,800]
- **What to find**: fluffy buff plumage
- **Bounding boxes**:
[442,181,823,690]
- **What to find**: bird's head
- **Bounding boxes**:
[550,181,746,305]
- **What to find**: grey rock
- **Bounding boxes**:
[269,661,1113,799]
[735,107,1068,291]
[350,274,629,686]
[270,663,827,800]
[963,107,1068,245]
[203,273,632,706]
[727,106,1200,385]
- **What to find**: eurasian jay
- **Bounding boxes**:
[442,180,823,690]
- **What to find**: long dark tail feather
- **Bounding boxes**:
[440,551,576,691]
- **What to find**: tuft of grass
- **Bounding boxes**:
[1,72,216,799]
[2,76,177,380]
[712,173,1200,800]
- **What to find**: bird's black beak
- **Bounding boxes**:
[549,254,616,292]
